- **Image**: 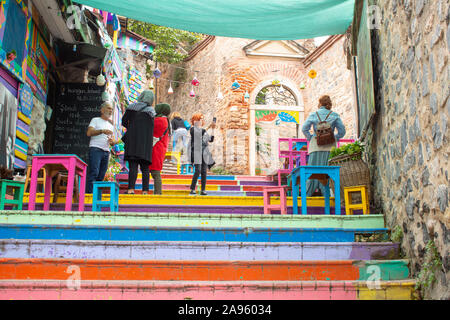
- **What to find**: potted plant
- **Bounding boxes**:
[6,50,16,62]
[328,141,371,206]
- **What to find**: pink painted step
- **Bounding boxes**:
[0,280,415,300]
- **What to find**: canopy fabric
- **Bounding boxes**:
[75,0,355,40]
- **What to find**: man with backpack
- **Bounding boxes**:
[302,95,346,196]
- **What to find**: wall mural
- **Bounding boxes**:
[355,0,376,139]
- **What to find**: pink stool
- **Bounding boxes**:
[28,154,87,211]
[263,186,287,215]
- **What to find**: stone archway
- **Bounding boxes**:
[249,77,304,176]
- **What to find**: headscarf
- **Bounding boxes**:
[155,103,172,135]
[126,90,155,116]
[137,90,154,105]
[155,103,171,117]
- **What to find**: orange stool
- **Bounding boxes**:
[263,186,287,215]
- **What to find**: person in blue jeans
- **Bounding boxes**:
[302,95,346,197]
[85,101,119,193]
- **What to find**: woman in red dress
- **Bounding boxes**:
[148,103,171,194]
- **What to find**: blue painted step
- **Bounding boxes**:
[0,224,388,242]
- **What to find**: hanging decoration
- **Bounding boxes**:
[271,79,280,86]
[191,72,200,86]
[96,74,106,86]
[308,69,317,79]
[217,91,224,100]
[278,84,285,93]
[153,67,162,78]
[168,82,174,94]
[189,86,195,97]
[299,83,306,90]
[149,79,154,89]
[102,91,110,101]
[244,91,250,101]
[231,78,240,90]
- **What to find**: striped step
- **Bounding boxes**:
[116,174,273,181]
[0,258,410,281]
[22,194,338,207]
[0,211,386,229]
[0,224,388,242]
[0,239,401,261]
[15,204,365,215]
[118,190,263,197]
[0,280,417,300]
[117,184,269,192]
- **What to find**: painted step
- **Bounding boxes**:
[0,211,386,229]
[116,174,273,181]
[22,194,339,207]
[0,239,401,261]
[0,258,410,281]
[0,224,388,242]
[14,203,355,215]
[117,184,268,192]
[16,204,365,215]
[117,190,263,197]
[0,280,417,300]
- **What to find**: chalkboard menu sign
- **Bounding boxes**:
[52,83,104,162]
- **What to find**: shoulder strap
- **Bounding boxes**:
[324,111,333,121]
[316,112,322,122]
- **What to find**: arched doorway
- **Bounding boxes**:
[249,79,304,176]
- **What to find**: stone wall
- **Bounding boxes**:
[302,36,357,140]
[367,0,449,299]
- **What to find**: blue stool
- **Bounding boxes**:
[180,164,194,174]
[290,166,340,215]
[92,181,119,212]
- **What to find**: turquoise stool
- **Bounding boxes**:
[0,180,25,210]
[92,181,119,212]
[290,166,341,215]
[180,164,194,174]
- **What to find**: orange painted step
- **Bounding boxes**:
[0,258,359,281]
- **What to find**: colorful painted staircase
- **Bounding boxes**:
[0,173,417,300]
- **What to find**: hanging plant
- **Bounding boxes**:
[189,86,195,97]
[299,83,306,90]
[149,79,154,89]
[271,79,281,86]
[244,91,250,101]
[168,82,174,94]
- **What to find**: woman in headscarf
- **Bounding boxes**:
[148,103,172,195]
[122,90,156,195]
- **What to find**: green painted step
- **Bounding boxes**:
[0,210,386,229]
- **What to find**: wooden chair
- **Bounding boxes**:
[24,165,46,193]
[53,172,79,203]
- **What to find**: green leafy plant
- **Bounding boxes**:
[128,20,203,64]
[390,225,403,243]
[210,166,232,175]
[329,141,364,160]
[415,239,443,298]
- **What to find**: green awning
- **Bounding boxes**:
[74,0,355,40]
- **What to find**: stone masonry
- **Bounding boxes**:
[367,0,449,299]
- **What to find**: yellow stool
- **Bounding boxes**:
[164,152,181,174]
[344,185,370,215]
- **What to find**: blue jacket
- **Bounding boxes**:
[302,106,346,152]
